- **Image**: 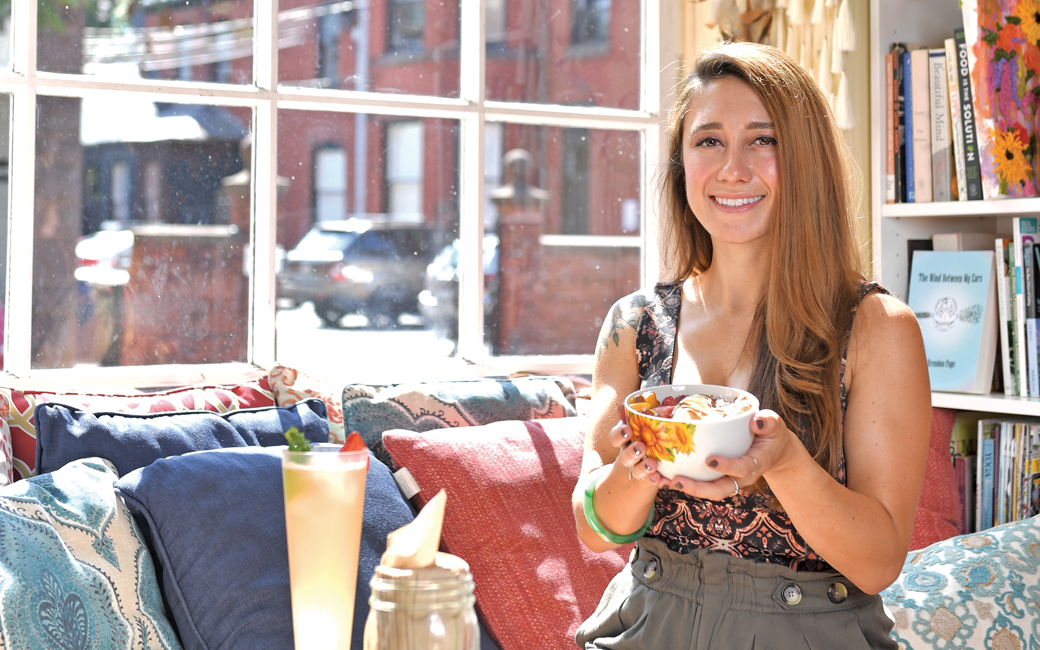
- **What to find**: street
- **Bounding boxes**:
[274,302,466,385]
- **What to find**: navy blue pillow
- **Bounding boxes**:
[34,398,329,477]
[114,446,415,650]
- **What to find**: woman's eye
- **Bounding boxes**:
[754,136,777,146]
[696,137,721,147]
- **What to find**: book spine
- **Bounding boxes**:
[912,49,933,202]
[1013,218,1038,396]
[979,422,995,531]
[929,49,952,202]
[954,27,984,200]
[893,44,907,203]
[997,237,1015,395]
[945,38,967,201]
[886,51,896,204]
[994,236,1010,393]
[904,52,916,202]
[1027,241,1038,397]
[955,455,968,534]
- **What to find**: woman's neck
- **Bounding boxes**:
[689,243,770,315]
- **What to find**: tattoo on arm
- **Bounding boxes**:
[597,295,648,356]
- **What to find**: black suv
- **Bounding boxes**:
[278,217,439,328]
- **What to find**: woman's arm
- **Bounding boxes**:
[753,292,931,593]
[572,292,661,553]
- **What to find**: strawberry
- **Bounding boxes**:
[340,431,369,471]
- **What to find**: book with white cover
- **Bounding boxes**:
[929,48,953,202]
[909,250,998,393]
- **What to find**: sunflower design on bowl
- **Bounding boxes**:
[624,384,758,480]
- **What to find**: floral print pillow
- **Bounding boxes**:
[882,516,1040,649]
[0,457,182,649]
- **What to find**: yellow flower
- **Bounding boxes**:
[989,127,1032,190]
[1014,0,1040,46]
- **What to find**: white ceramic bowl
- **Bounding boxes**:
[624,383,759,481]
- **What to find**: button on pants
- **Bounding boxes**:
[576,537,897,649]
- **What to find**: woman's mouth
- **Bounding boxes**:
[713,195,763,207]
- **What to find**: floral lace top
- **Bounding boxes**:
[635,280,885,571]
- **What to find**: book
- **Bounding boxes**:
[997,237,1015,396]
[1026,424,1040,519]
[906,239,934,301]
[1013,218,1037,395]
[953,28,984,200]
[908,250,998,393]
[955,454,977,534]
[904,51,916,202]
[886,51,896,204]
[893,43,908,203]
[959,3,1040,198]
[1026,241,1039,397]
[932,232,999,251]
[1009,241,1024,395]
[928,49,953,202]
[978,419,1000,530]
[945,37,967,201]
[911,48,933,202]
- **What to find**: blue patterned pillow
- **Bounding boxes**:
[342,377,577,469]
[0,457,182,649]
[881,516,1040,649]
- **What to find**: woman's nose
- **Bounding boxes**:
[718,147,753,182]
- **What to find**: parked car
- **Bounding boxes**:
[74,225,135,287]
[418,235,499,344]
[278,217,439,329]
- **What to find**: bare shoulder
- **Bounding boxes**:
[594,288,655,360]
[846,289,927,387]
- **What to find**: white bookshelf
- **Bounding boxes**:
[870,0,1040,417]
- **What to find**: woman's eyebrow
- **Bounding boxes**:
[689,120,775,134]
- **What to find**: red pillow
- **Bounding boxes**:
[909,407,961,550]
[3,376,274,482]
[383,418,631,650]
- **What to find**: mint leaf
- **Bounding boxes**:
[284,427,312,452]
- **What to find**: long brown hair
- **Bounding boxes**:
[660,41,865,477]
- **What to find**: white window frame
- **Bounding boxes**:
[1,0,679,389]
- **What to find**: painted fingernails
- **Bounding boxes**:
[754,416,765,431]
[674,482,683,490]
[644,463,652,473]
[707,459,719,468]
[633,448,642,457]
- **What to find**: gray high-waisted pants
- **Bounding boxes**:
[576,537,897,649]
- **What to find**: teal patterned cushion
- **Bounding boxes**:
[881,516,1040,650]
[0,457,182,649]
[342,376,577,469]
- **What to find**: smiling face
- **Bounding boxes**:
[682,75,779,251]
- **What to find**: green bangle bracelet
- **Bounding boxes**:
[582,464,655,545]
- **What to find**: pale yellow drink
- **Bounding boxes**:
[283,444,368,650]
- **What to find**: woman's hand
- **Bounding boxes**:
[607,404,664,483]
[653,409,797,499]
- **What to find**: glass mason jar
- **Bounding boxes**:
[363,553,480,650]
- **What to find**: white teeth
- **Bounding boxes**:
[715,196,763,207]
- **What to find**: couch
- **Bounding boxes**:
[0,366,1035,650]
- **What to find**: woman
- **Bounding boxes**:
[572,41,931,649]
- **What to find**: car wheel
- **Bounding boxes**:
[365,288,407,330]
[315,302,345,328]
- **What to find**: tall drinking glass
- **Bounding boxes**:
[283,443,368,650]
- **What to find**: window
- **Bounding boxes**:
[317,12,342,86]
[314,146,348,222]
[388,0,426,53]
[385,121,424,216]
[571,0,612,46]
[2,0,674,385]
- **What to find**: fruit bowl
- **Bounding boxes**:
[624,384,758,481]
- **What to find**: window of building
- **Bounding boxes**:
[2,0,674,386]
[570,0,612,45]
[388,0,426,53]
[385,121,424,217]
[314,147,348,222]
[317,12,342,86]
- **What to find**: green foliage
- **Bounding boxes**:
[0,0,136,32]
[284,427,313,452]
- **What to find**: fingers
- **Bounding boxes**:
[656,474,738,500]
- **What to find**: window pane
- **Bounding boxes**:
[0,94,7,371]
[275,111,460,380]
[486,0,639,109]
[39,0,253,84]
[483,122,641,356]
[279,0,461,98]
[0,4,9,70]
[33,96,252,369]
